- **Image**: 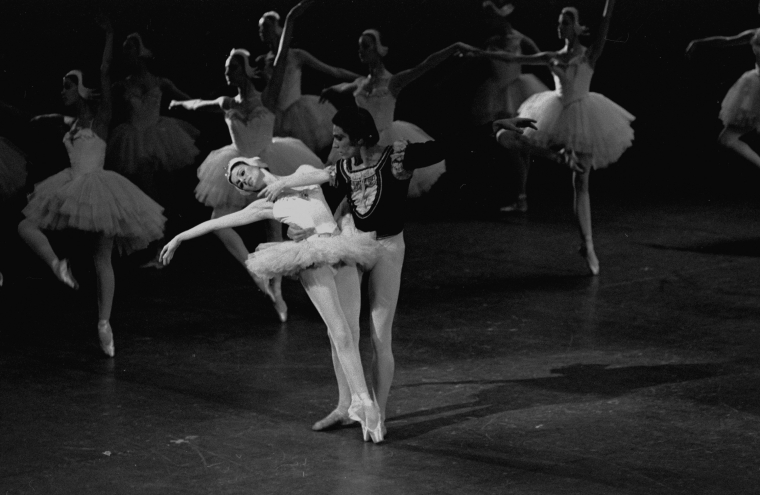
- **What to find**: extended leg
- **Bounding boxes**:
[719,126,760,169]
[17,219,77,289]
[93,235,116,357]
[573,157,598,275]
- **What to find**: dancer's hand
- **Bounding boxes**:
[453,42,479,57]
[560,148,586,173]
[258,180,287,202]
[160,237,182,265]
[685,41,698,60]
[95,13,113,33]
[168,100,182,110]
[493,117,537,134]
[286,225,316,242]
[286,0,315,21]
[319,87,336,104]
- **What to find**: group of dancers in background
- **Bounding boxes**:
[3,0,758,443]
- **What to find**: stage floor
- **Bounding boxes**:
[2,190,759,495]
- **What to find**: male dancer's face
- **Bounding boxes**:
[332,125,361,159]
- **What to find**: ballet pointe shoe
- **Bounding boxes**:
[52,259,78,289]
[97,320,115,357]
[270,279,288,323]
[499,194,528,213]
[311,408,356,431]
[579,245,600,276]
[348,395,384,444]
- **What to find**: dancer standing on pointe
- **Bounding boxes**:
[258,10,360,158]
[169,0,322,322]
[687,2,760,170]
[321,30,476,197]
[160,156,385,443]
[17,17,166,357]
[475,0,633,275]
[259,107,537,436]
[474,0,549,213]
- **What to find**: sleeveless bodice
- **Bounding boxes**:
[272,185,336,237]
[123,83,162,127]
[551,54,593,105]
[278,54,303,111]
[354,77,395,132]
[225,94,275,157]
[63,127,106,175]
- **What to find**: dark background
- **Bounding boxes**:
[3,0,760,202]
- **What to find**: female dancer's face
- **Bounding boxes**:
[258,17,278,44]
[225,57,247,88]
[558,12,576,41]
[229,163,264,191]
[122,38,140,65]
[61,77,80,107]
[358,35,379,64]
[332,125,362,159]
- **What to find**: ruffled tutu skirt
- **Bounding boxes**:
[381,121,446,198]
[246,231,380,280]
[518,91,635,169]
[195,137,322,211]
[22,169,165,254]
[275,95,337,153]
[720,68,760,130]
[106,117,200,174]
[504,74,550,116]
[0,137,28,202]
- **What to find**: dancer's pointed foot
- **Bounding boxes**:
[52,259,78,289]
[349,395,384,443]
[312,408,356,431]
[499,194,528,213]
[251,274,276,301]
[97,320,115,357]
[579,245,600,276]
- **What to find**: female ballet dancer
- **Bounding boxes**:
[107,32,200,200]
[259,107,537,435]
[258,10,360,158]
[160,156,384,443]
[476,0,633,275]
[321,30,475,197]
[17,18,166,357]
[686,3,760,170]
[475,1,549,213]
[169,0,322,322]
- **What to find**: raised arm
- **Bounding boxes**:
[168,96,227,113]
[160,199,274,264]
[262,0,315,111]
[474,49,556,66]
[295,49,361,81]
[259,164,330,202]
[686,29,757,58]
[388,42,474,97]
[586,0,617,68]
[93,15,114,137]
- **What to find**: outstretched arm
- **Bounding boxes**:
[295,49,361,81]
[160,78,193,102]
[262,0,315,111]
[160,199,274,264]
[168,97,227,113]
[320,79,361,103]
[259,164,330,202]
[94,15,114,137]
[388,42,476,97]
[473,49,556,66]
[586,0,617,68]
[686,29,757,58]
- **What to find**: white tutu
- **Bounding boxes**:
[246,231,379,279]
[275,95,337,154]
[720,68,760,130]
[107,117,200,174]
[23,169,165,254]
[0,137,28,202]
[519,91,635,169]
[503,74,550,116]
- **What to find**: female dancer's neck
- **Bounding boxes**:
[367,60,388,79]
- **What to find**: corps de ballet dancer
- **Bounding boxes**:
[259,107,537,437]
[106,32,200,201]
[687,2,760,170]
[474,1,550,213]
[17,17,166,357]
[169,0,322,322]
[475,0,633,275]
[160,156,385,443]
[321,30,477,197]
[257,10,360,158]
